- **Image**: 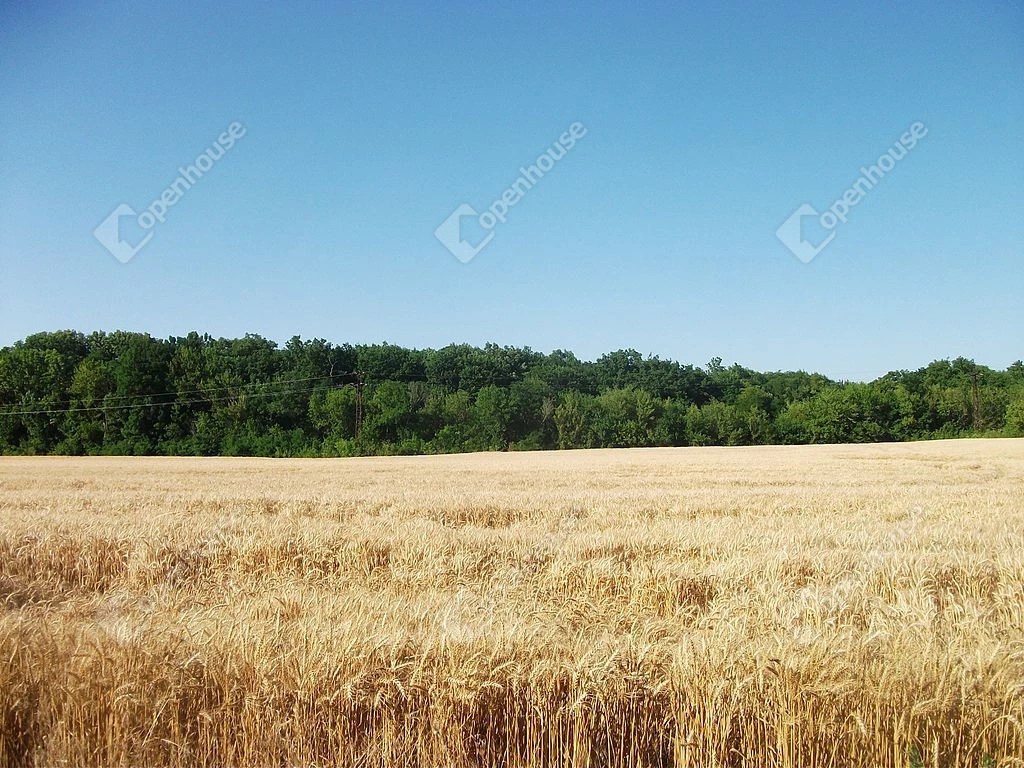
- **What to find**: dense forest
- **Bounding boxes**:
[0,330,1021,456]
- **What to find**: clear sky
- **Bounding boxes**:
[1,1,1021,381]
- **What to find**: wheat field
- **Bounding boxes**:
[0,439,1022,767]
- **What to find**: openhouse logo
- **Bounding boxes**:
[435,122,587,263]
[94,122,247,263]
[776,121,928,263]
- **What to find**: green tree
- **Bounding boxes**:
[474,385,511,450]
[1006,398,1024,437]
[554,391,594,449]
[592,387,658,447]
[364,381,412,446]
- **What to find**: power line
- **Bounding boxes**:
[0,381,353,417]
[1,371,362,410]
[0,369,531,419]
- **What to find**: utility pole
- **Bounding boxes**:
[970,370,981,432]
[354,370,364,440]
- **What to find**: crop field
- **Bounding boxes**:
[0,439,1022,767]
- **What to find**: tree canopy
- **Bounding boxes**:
[1,330,1021,456]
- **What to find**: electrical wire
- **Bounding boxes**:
[0,381,355,417]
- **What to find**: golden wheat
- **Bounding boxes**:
[1,439,1022,767]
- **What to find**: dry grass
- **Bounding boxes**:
[0,439,1022,767]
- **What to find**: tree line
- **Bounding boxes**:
[1,330,1021,456]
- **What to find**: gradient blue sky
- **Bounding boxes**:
[1,1,1021,381]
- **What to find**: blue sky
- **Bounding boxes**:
[1,1,1021,381]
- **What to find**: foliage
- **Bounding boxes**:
[0,331,1019,455]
